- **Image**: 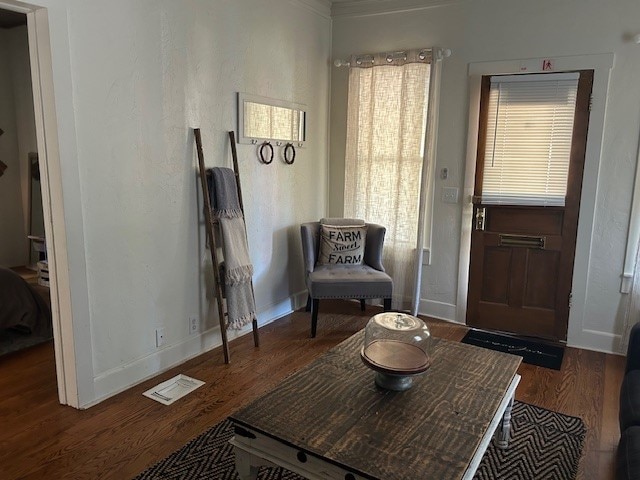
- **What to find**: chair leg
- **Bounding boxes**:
[305,294,312,312]
[360,299,366,311]
[383,298,391,311]
[311,299,319,338]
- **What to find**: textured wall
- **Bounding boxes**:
[35,0,330,403]
[68,0,329,377]
[330,0,640,353]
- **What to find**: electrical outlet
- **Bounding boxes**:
[189,316,199,335]
[156,328,165,347]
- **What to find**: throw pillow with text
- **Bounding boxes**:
[319,225,367,265]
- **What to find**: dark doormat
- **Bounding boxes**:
[461,329,564,370]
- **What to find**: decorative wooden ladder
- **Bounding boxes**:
[194,128,260,363]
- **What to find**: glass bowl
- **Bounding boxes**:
[360,312,432,391]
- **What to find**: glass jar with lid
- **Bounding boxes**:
[360,312,432,391]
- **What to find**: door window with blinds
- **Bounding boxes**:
[480,72,579,206]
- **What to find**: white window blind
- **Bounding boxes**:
[481,72,579,207]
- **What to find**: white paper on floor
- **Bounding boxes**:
[143,374,205,405]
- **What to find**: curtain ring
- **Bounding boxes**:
[283,143,296,165]
[259,141,274,164]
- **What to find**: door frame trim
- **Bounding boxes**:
[0,0,89,408]
[457,54,614,347]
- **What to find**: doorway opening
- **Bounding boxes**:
[467,71,593,342]
[457,54,614,351]
[0,10,53,356]
[0,1,80,408]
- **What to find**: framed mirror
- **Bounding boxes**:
[237,93,306,146]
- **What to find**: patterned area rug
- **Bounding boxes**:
[134,401,585,480]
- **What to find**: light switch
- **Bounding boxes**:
[442,187,459,204]
[422,248,431,266]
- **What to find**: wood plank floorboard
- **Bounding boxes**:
[0,300,624,479]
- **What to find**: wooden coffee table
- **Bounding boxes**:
[229,330,521,480]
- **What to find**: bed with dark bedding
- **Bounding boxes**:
[0,266,52,356]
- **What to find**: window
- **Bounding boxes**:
[480,73,579,207]
[344,60,431,245]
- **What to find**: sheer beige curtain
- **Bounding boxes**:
[343,50,431,310]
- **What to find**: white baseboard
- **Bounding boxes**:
[417,300,625,356]
[567,329,624,355]
[88,292,624,408]
[418,299,459,323]
[88,291,309,408]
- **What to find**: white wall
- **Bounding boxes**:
[330,0,640,353]
[32,0,331,406]
[0,28,28,267]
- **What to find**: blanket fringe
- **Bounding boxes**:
[214,208,243,219]
[225,264,254,285]
[228,311,255,330]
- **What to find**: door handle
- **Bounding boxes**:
[499,234,546,249]
[475,207,486,231]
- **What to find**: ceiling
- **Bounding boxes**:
[0,9,26,29]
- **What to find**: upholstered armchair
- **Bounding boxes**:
[300,218,393,337]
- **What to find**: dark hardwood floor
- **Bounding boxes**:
[0,300,624,479]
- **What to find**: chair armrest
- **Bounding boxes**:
[364,223,386,272]
[627,322,640,373]
[300,222,320,274]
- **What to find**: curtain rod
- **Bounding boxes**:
[334,47,452,68]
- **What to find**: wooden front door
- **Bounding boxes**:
[467,70,593,341]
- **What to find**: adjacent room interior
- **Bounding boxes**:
[1,0,639,479]
[0,10,52,360]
